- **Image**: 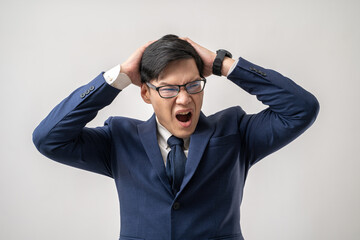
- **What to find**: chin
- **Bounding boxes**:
[174,127,196,139]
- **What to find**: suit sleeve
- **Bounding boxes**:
[32,73,121,177]
[228,58,320,166]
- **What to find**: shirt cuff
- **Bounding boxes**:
[227,59,239,76]
[103,64,132,90]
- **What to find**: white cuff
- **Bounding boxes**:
[103,64,132,90]
[227,59,239,76]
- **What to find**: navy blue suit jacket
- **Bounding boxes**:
[33,58,319,240]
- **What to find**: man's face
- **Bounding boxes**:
[141,58,204,139]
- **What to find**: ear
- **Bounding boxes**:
[141,83,151,104]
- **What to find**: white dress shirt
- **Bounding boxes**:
[155,117,189,165]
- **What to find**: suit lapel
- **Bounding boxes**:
[138,112,214,197]
[137,114,173,196]
[179,112,214,194]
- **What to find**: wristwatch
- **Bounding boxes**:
[212,49,232,76]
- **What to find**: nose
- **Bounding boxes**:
[175,87,192,105]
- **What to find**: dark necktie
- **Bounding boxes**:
[166,135,187,194]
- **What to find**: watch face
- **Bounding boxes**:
[213,49,232,76]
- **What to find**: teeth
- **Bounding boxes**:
[178,112,190,115]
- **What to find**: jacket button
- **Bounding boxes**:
[173,202,180,210]
[80,93,86,98]
[89,86,95,91]
[85,89,90,94]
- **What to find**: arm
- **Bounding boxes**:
[32,42,152,177]
[184,38,319,165]
[229,58,319,165]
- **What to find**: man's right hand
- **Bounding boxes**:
[120,41,155,87]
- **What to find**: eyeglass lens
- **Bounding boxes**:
[159,80,204,98]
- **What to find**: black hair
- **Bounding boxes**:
[140,34,204,83]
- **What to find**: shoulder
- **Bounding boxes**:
[204,106,247,135]
[207,106,246,123]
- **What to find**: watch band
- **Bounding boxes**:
[212,49,232,76]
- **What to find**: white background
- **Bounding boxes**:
[1,0,359,239]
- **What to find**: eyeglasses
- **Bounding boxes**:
[146,78,207,99]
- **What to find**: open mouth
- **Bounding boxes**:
[176,112,192,123]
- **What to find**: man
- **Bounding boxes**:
[33,34,319,240]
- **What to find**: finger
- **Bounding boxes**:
[179,36,192,42]
[141,40,157,50]
[129,40,155,59]
[146,39,157,46]
[180,37,196,46]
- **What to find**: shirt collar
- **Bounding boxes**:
[155,116,190,150]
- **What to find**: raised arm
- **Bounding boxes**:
[184,37,319,165]
[229,58,319,165]
[32,41,152,177]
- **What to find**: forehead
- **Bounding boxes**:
[156,58,200,85]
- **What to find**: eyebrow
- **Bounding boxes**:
[156,77,202,86]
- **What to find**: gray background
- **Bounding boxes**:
[1,0,359,239]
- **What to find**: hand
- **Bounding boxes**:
[181,37,235,77]
[120,40,155,87]
[181,37,216,77]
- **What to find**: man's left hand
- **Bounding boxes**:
[181,37,235,77]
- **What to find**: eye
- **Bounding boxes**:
[186,81,202,92]
[160,86,178,92]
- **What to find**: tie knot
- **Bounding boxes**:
[167,135,184,148]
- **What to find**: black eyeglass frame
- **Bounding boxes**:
[145,78,207,99]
